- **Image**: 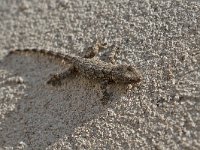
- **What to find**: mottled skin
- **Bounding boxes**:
[74,58,141,84]
[8,44,142,104]
[9,49,141,84]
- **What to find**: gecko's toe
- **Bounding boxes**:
[100,96,109,105]
[100,91,113,105]
[47,74,62,86]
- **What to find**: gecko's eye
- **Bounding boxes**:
[102,42,107,47]
[127,65,135,71]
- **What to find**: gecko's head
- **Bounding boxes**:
[112,64,142,84]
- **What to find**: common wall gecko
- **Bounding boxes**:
[8,43,142,104]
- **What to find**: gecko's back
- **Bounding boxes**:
[72,57,141,84]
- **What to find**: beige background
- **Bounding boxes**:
[0,0,200,149]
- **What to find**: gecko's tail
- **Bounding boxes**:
[8,49,74,62]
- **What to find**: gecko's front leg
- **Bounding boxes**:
[47,65,77,86]
[83,41,107,58]
[107,45,120,64]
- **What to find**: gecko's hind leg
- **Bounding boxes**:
[100,80,114,105]
[47,66,76,86]
[83,41,107,59]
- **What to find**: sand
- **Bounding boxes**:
[0,0,199,149]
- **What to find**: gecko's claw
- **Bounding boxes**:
[100,91,112,105]
[47,74,62,86]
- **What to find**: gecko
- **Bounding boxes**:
[8,42,142,105]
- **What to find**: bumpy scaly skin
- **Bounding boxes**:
[9,49,142,83]
[8,45,142,104]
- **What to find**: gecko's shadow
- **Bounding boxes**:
[0,53,126,149]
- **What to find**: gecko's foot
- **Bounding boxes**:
[47,74,62,86]
[47,67,76,86]
[100,91,113,105]
[83,42,108,59]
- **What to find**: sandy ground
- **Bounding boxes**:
[0,0,200,149]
